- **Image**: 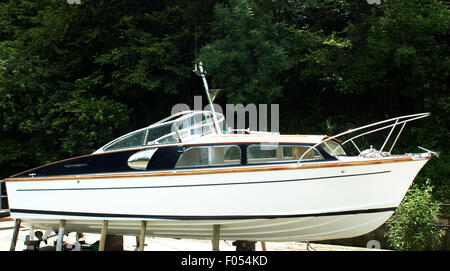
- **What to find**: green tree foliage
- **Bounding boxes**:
[336,0,449,114]
[0,0,219,176]
[385,180,445,250]
[198,0,293,104]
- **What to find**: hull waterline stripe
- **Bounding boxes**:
[15,170,391,192]
[9,207,397,220]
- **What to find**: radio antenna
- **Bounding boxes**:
[193,62,222,134]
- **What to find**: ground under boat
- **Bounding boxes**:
[3,64,434,243]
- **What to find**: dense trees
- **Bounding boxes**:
[0,0,219,173]
[0,0,448,204]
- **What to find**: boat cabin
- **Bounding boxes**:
[10,111,349,179]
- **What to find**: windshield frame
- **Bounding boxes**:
[95,111,226,153]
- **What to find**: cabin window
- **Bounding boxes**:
[104,130,147,151]
[175,145,241,168]
[320,140,346,156]
[247,144,323,164]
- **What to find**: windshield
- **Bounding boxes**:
[99,111,225,152]
[320,140,347,157]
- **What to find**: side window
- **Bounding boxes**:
[247,144,323,164]
[285,145,323,160]
[175,145,241,168]
[104,130,146,151]
[247,144,277,163]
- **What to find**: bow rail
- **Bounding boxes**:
[296,112,430,166]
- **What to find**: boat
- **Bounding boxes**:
[3,63,433,243]
[0,179,9,218]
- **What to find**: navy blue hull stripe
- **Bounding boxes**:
[10,207,397,220]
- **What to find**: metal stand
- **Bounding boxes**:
[56,220,66,251]
[139,220,147,251]
[261,241,267,251]
[306,241,315,251]
[212,224,220,251]
[9,219,21,251]
[99,220,108,251]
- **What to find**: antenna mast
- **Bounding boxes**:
[193,62,222,134]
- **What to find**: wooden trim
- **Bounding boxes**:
[4,156,427,183]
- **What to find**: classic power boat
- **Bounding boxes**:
[3,64,433,244]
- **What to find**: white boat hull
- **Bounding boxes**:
[6,157,428,242]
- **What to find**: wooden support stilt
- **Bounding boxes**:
[261,241,267,251]
[139,220,147,251]
[212,224,220,251]
[135,236,140,251]
[56,220,66,251]
[99,220,108,251]
[9,219,21,251]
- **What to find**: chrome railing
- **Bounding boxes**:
[296,112,430,166]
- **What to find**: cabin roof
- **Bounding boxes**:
[187,133,328,145]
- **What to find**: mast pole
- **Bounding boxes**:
[194,62,222,134]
